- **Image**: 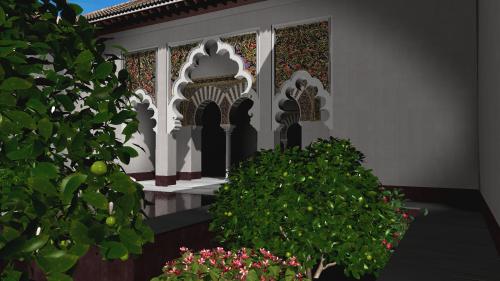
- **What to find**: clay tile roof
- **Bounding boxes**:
[85,0,183,22]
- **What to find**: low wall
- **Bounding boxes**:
[20,207,215,281]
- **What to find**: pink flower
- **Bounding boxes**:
[239,268,249,279]
[180,247,189,253]
[288,257,300,267]
[198,257,206,264]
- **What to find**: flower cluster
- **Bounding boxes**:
[156,247,308,281]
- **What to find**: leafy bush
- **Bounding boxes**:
[0,1,152,280]
[152,247,308,281]
[210,137,412,279]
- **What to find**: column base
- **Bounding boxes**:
[155,175,177,186]
[177,171,202,180]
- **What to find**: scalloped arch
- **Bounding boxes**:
[167,38,254,134]
[273,70,332,132]
[130,89,158,133]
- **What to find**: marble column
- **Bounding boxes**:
[221,124,235,179]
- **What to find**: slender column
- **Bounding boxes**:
[222,124,235,179]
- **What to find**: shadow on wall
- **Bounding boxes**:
[230,98,257,167]
[136,103,156,169]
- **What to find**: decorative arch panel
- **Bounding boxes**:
[167,38,255,134]
[273,70,332,132]
[274,21,330,94]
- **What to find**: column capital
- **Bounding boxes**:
[221,124,235,133]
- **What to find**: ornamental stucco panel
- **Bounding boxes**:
[170,42,201,89]
[221,33,257,90]
[274,21,330,93]
[124,50,157,104]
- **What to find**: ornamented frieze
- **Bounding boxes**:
[124,50,157,104]
[221,33,257,89]
[170,42,201,87]
[274,21,330,93]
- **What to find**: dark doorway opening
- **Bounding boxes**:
[201,102,226,177]
[230,99,257,167]
[287,123,302,149]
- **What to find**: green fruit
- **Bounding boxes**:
[105,216,116,226]
[285,252,292,258]
[120,253,129,261]
[366,255,373,261]
[90,161,107,176]
[227,212,232,217]
[224,185,229,191]
[307,206,313,212]
[59,240,69,248]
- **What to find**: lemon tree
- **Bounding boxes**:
[0,1,153,280]
[210,137,411,279]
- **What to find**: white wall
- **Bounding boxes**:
[122,103,156,174]
[479,0,500,224]
[108,0,478,189]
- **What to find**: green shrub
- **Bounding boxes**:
[0,1,152,280]
[210,137,411,279]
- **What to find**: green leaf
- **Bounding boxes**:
[2,227,20,242]
[55,94,75,111]
[119,228,142,254]
[47,272,72,281]
[37,253,79,274]
[68,243,90,257]
[268,265,280,278]
[0,6,6,26]
[21,234,49,253]
[94,62,113,80]
[110,172,135,194]
[122,121,138,142]
[284,268,295,281]
[0,77,32,90]
[33,162,59,179]
[70,221,92,244]
[0,92,15,106]
[75,50,94,66]
[92,111,112,124]
[6,144,34,160]
[5,110,35,129]
[1,269,22,281]
[29,177,57,196]
[61,173,88,203]
[68,3,84,15]
[38,118,53,140]
[82,191,108,210]
[27,98,48,113]
[101,241,128,259]
[0,63,5,81]
[247,270,258,281]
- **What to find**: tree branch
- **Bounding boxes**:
[313,255,336,279]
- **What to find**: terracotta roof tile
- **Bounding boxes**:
[84,0,183,22]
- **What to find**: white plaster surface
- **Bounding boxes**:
[141,177,227,195]
[107,0,478,190]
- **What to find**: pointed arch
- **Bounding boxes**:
[167,38,254,134]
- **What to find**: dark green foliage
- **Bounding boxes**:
[210,137,411,279]
[0,1,152,280]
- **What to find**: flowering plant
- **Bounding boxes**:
[151,247,310,281]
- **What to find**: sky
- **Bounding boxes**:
[70,0,128,14]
